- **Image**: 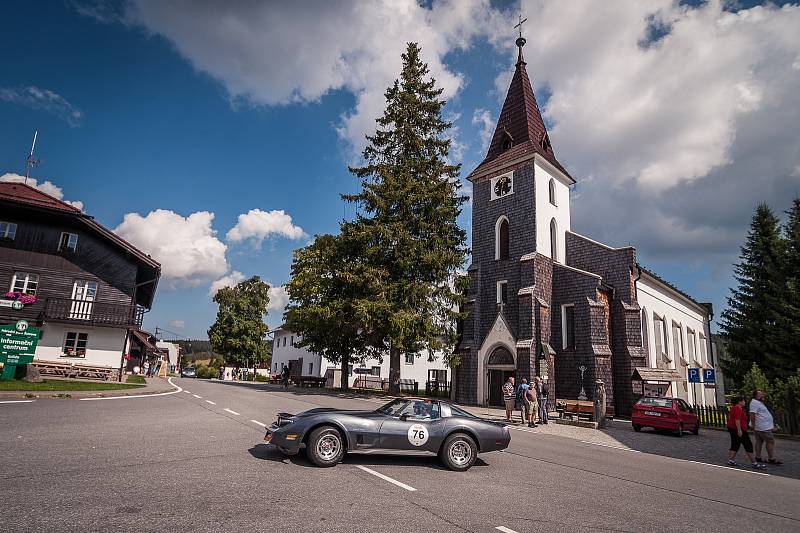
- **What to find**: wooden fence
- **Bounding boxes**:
[693,400,799,436]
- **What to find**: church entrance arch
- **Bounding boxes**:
[485,345,516,407]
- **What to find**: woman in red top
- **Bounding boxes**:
[726,396,765,469]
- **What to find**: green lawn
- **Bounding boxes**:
[0,379,146,391]
[126,375,147,384]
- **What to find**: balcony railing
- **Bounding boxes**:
[43,298,144,327]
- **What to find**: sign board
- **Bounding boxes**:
[643,383,671,397]
[687,367,701,383]
[703,368,716,385]
[0,299,24,310]
[0,321,41,380]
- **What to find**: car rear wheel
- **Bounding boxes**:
[307,426,345,467]
[692,423,700,435]
[632,424,642,432]
[677,423,684,438]
[440,433,477,472]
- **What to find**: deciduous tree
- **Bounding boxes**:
[208,276,271,369]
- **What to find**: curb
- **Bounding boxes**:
[0,386,175,400]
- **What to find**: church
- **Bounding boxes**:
[456,34,717,416]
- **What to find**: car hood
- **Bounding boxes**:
[290,408,382,419]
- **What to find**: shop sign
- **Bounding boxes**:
[643,382,671,397]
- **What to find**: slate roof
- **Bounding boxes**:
[469,45,572,182]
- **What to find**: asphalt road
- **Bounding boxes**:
[2,378,799,533]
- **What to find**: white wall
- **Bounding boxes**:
[534,159,571,263]
[34,323,126,368]
[636,274,714,406]
[271,329,450,385]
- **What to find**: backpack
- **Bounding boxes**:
[516,384,527,402]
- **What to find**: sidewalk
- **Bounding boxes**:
[0,377,176,399]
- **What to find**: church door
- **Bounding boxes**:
[488,369,515,407]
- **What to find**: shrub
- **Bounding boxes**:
[254,374,268,382]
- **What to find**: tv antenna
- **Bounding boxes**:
[24,131,41,183]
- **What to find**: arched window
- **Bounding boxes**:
[495,216,509,260]
[488,346,514,365]
[550,218,558,262]
[549,178,557,206]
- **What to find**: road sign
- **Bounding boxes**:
[703,368,716,385]
[0,321,41,381]
[688,367,701,383]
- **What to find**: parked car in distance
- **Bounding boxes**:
[631,396,699,437]
[180,367,197,378]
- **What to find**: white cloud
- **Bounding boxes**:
[169,320,185,329]
[267,285,289,314]
[0,173,84,210]
[124,0,508,157]
[226,209,307,246]
[114,209,229,287]
[208,270,245,297]
[0,86,83,126]
[471,108,495,155]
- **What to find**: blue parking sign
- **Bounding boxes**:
[703,368,716,385]
[688,368,701,383]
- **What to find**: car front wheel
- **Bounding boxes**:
[632,424,642,432]
[307,426,345,467]
[440,433,477,472]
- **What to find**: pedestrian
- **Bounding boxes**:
[535,376,549,424]
[750,390,782,465]
[218,366,224,380]
[142,360,150,377]
[525,381,538,428]
[282,365,290,389]
[516,378,531,425]
[726,395,765,469]
[502,376,516,422]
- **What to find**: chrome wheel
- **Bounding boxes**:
[449,440,472,467]
[317,434,341,461]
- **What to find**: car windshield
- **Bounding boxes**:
[638,397,672,408]
[376,399,440,419]
[376,399,411,416]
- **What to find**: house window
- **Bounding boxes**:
[371,366,381,376]
[0,221,17,240]
[686,328,697,364]
[283,337,287,347]
[63,331,88,357]
[11,272,39,295]
[59,232,78,252]
[549,179,557,206]
[672,322,684,364]
[653,314,670,363]
[274,363,278,372]
[550,218,558,262]
[495,217,509,260]
[405,353,415,365]
[699,334,707,364]
[562,304,575,349]
[290,335,294,346]
[497,280,508,305]
[308,362,313,374]
[640,309,649,358]
[347,364,353,376]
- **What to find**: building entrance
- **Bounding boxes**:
[488,369,515,407]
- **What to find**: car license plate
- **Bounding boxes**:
[644,410,661,417]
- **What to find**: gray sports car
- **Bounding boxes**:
[264,397,510,471]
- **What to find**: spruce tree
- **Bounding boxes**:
[719,204,785,383]
[775,198,800,375]
[344,42,468,394]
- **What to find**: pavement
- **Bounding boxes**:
[2,377,800,532]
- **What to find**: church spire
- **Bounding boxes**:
[515,14,527,67]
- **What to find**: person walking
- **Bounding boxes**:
[281,365,290,389]
[535,376,549,424]
[750,390,782,465]
[502,376,516,422]
[525,381,538,428]
[516,378,531,425]
[726,395,765,469]
[142,360,150,377]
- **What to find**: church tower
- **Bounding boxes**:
[456,33,576,406]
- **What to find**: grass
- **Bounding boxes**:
[0,379,146,391]
[126,375,147,384]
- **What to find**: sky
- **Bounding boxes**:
[1,0,799,339]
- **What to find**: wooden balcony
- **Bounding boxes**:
[42,298,144,328]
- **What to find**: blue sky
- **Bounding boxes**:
[1,1,799,339]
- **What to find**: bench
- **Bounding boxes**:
[33,360,119,382]
[297,376,326,388]
[556,399,595,420]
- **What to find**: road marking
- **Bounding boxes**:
[193,394,202,399]
[250,419,267,427]
[355,465,416,492]
[580,441,641,453]
[223,408,240,415]
[685,459,770,476]
[0,400,35,404]
[206,400,216,405]
[79,378,183,401]
[184,391,191,394]
[496,527,519,533]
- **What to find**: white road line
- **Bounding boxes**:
[496,527,519,533]
[223,408,240,416]
[685,459,770,477]
[250,419,267,427]
[579,441,641,453]
[355,465,417,492]
[206,400,216,405]
[0,400,35,404]
[184,391,191,394]
[193,394,202,399]
[79,378,183,401]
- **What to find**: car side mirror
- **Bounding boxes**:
[399,414,409,421]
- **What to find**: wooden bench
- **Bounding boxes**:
[297,376,326,388]
[556,399,595,420]
[33,360,119,381]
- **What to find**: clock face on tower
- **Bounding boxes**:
[490,172,514,201]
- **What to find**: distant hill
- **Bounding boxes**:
[166,339,273,364]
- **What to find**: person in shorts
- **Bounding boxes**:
[726,396,765,469]
[502,376,516,422]
[516,378,531,425]
[750,390,782,465]
[525,382,538,428]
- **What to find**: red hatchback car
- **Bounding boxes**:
[631,397,699,437]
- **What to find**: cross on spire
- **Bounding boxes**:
[513,13,527,65]
[514,14,527,40]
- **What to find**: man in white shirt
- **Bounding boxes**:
[749,390,782,465]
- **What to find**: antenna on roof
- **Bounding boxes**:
[24,131,41,183]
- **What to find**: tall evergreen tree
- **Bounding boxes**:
[344,42,468,394]
[775,198,800,375]
[719,204,785,383]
